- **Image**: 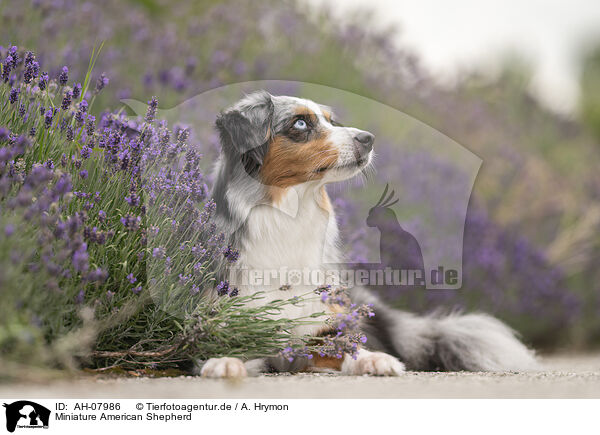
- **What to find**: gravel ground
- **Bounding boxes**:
[1,354,599,399]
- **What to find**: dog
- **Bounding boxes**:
[200,91,537,378]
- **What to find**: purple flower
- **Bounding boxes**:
[282,346,295,363]
[75,289,85,305]
[61,90,73,110]
[0,147,11,163]
[79,169,88,179]
[223,245,240,263]
[145,96,158,123]
[72,83,82,99]
[54,174,72,195]
[2,60,11,83]
[24,51,34,66]
[44,109,54,129]
[7,46,17,63]
[39,72,49,90]
[87,268,108,283]
[176,127,190,146]
[2,51,16,82]
[75,101,88,124]
[94,72,109,94]
[120,214,141,231]
[66,126,74,141]
[80,146,92,159]
[4,224,15,237]
[125,193,140,206]
[127,273,137,284]
[216,280,229,296]
[98,210,107,221]
[24,60,39,84]
[9,87,19,104]
[132,285,142,295]
[279,346,313,363]
[26,164,53,187]
[58,66,69,85]
[86,115,96,136]
[72,244,89,273]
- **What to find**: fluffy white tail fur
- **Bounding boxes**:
[353,287,538,372]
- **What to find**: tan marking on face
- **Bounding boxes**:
[295,106,315,116]
[321,110,331,123]
[293,106,320,124]
[259,134,338,199]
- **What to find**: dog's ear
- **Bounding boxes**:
[216,92,274,176]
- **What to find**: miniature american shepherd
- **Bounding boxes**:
[200,91,537,378]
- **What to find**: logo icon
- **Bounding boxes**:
[3,401,50,433]
[367,184,425,274]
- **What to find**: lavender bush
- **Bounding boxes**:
[1,0,599,358]
[1,48,360,376]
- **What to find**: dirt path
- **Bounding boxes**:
[1,354,599,399]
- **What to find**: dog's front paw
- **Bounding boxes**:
[343,351,405,376]
[200,357,247,378]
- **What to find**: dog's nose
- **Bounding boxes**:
[354,131,374,153]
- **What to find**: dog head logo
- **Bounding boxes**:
[3,401,50,432]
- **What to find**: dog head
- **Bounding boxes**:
[216,91,374,197]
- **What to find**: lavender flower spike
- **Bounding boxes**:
[9,88,19,104]
[72,83,82,99]
[145,96,159,123]
[61,90,73,110]
[39,72,49,90]
[44,109,54,129]
[58,66,69,85]
[94,73,109,95]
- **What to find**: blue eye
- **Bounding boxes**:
[294,119,307,130]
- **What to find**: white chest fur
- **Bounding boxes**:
[226,184,342,335]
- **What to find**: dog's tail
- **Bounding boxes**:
[351,287,538,371]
